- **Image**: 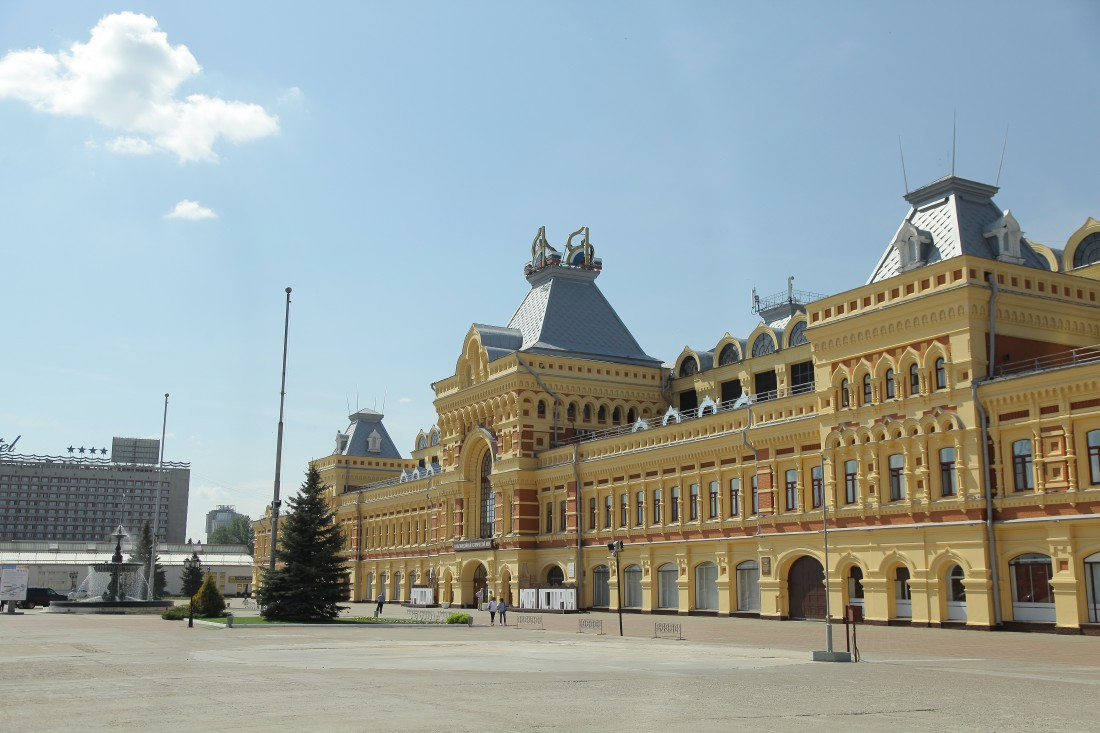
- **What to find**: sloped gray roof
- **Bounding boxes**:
[868,176,1051,283]
[338,410,403,459]
[491,265,660,366]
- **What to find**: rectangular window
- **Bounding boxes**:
[1087,430,1100,485]
[653,489,662,524]
[620,494,628,527]
[751,475,759,515]
[604,495,612,528]
[729,478,740,517]
[560,500,567,532]
[635,491,645,526]
[845,460,858,504]
[588,497,596,530]
[1012,439,1034,491]
[545,502,553,533]
[785,469,798,511]
[689,484,699,520]
[671,487,680,522]
[708,481,719,518]
[889,454,905,501]
[940,447,957,497]
[811,466,823,509]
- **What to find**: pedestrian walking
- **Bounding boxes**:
[375,591,385,618]
[489,597,497,625]
[475,588,484,609]
[497,598,507,626]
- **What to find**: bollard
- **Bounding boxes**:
[226,612,234,628]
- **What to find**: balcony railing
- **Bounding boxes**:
[994,344,1100,378]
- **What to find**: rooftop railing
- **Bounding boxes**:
[994,343,1100,378]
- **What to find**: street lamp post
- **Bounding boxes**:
[269,287,293,571]
[183,540,202,628]
[608,540,624,637]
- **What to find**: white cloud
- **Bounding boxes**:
[0,12,278,162]
[165,200,217,220]
[277,86,303,103]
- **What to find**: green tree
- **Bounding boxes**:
[128,521,167,599]
[180,555,205,598]
[257,466,349,621]
[192,573,226,617]
[208,515,255,555]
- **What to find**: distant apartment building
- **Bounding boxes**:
[0,437,190,543]
[206,504,244,539]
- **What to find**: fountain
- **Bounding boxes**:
[48,525,173,614]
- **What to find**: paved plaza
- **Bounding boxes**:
[3,603,1099,732]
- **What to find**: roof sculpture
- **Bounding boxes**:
[471,227,660,367]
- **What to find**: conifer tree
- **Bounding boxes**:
[180,554,205,598]
[257,466,349,621]
[129,521,168,599]
[192,573,226,617]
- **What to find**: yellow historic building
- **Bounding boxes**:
[256,177,1100,632]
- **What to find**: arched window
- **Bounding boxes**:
[946,564,967,621]
[627,408,637,423]
[612,407,622,423]
[657,563,678,609]
[736,560,760,612]
[751,333,776,357]
[583,404,592,421]
[909,364,920,395]
[679,356,699,377]
[566,403,576,421]
[862,374,872,405]
[894,566,912,619]
[430,430,439,446]
[840,379,850,408]
[597,406,607,422]
[592,566,611,607]
[885,369,896,399]
[1012,439,1034,491]
[623,565,643,608]
[417,435,428,450]
[537,400,546,419]
[1009,554,1054,622]
[935,357,947,389]
[479,452,495,539]
[847,566,865,607]
[718,343,739,365]
[547,566,564,587]
[695,562,718,610]
[788,321,808,347]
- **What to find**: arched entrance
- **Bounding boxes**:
[788,556,826,619]
[472,564,488,608]
[499,567,513,605]
[592,565,610,607]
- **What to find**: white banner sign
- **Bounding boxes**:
[1,568,30,601]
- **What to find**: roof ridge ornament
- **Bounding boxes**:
[526,226,602,277]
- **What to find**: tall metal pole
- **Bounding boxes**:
[149,393,169,599]
[615,546,623,637]
[269,287,292,570]
[821,452,833,653]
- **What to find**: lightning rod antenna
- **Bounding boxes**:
[898,137,909,194]
[951,109,957,176]
[996,125,1009,187]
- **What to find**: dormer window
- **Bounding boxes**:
[983,210,1024,264]
[680,356,699,377]
[751,333,776,357]
[367,429,383,453]
[336,433,349,454]
[892,221,933,272]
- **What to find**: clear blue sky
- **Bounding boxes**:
[2,2,1097,541]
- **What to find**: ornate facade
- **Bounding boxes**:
[255,177,1100,631]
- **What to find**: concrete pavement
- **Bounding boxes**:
[2,603,1098,732]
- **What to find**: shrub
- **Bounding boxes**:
[161,604,189,620]
[192,575,226,617]
[445,612,472,625]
